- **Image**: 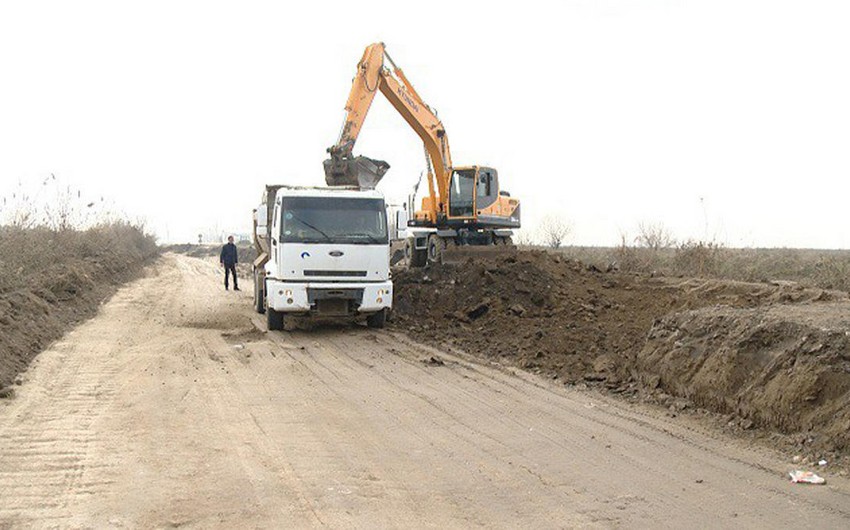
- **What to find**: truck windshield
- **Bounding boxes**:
[281,197,388,245]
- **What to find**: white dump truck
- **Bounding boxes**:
[252,185,393,330]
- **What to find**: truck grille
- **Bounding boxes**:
[303,270,367,277]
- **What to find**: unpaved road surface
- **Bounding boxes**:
[1,254,848,528]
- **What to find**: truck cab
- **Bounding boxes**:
[253,186,392,330]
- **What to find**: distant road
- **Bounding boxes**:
[1,253,848,528]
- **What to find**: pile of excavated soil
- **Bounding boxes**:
[639,304,850,452]
[392,250,850,454]
[0,226,158,392]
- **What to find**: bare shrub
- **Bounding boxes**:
[674,239,726,277]
[539,215,571,249]
[610,222,676,274]
[635,221,675,251]
[810,255,850,291]
[612,234,650,273]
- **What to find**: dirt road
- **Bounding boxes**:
[1,254,848,528]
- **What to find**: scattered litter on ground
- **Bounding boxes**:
[789,470,826,485]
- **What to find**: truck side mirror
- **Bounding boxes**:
[256,207,268,232]
[395,210,409,239]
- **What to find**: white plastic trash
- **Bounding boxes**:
[789,470,826,485]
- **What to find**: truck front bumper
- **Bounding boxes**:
[266,280,393,314]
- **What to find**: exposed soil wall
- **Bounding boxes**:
[639,305,850,451]
[391,250,850,455]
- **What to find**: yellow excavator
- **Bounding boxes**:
[324,42,520,266]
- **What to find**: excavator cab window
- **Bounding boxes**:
[476,168,499,209]
[477,173,491,198]
[449,169,475,218]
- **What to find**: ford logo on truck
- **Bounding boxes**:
[329,250,344,257]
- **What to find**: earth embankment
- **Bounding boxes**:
[392,250,850,456]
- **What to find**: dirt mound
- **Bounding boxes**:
[638,304,850,451]
[0,225,158,390]
[394,251,670,383]
[392,250,850,454]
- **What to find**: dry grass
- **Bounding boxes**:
[0,223,158,296]
[0,178,159,388]
[552,244,850,291]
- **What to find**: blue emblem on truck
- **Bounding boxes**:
[301,252,310,259]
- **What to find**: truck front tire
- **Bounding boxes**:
[366,309,387,329]
[267,307,284,331]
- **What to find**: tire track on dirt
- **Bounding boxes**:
[378,334,850,521]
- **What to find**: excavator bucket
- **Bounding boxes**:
[323,155,390,189]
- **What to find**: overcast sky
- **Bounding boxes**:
[1,1,848,247]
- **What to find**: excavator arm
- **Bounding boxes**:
[324,43,451,222]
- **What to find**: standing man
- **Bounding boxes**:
[220,235,240,291]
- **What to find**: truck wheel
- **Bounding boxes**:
[366,309,386,329]
[253,270,265,314]
[405,239,427,268]
[267,308,284,331]
[427,235,443,264]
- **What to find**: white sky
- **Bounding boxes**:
[1,0,848,247]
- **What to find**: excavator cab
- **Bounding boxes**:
[447,166,502,222]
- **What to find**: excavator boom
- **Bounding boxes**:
[324,43,450,221]
[324,44,391,189]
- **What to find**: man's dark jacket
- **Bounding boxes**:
[220,242,238,266]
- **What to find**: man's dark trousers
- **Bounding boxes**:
[224,263,238,290]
